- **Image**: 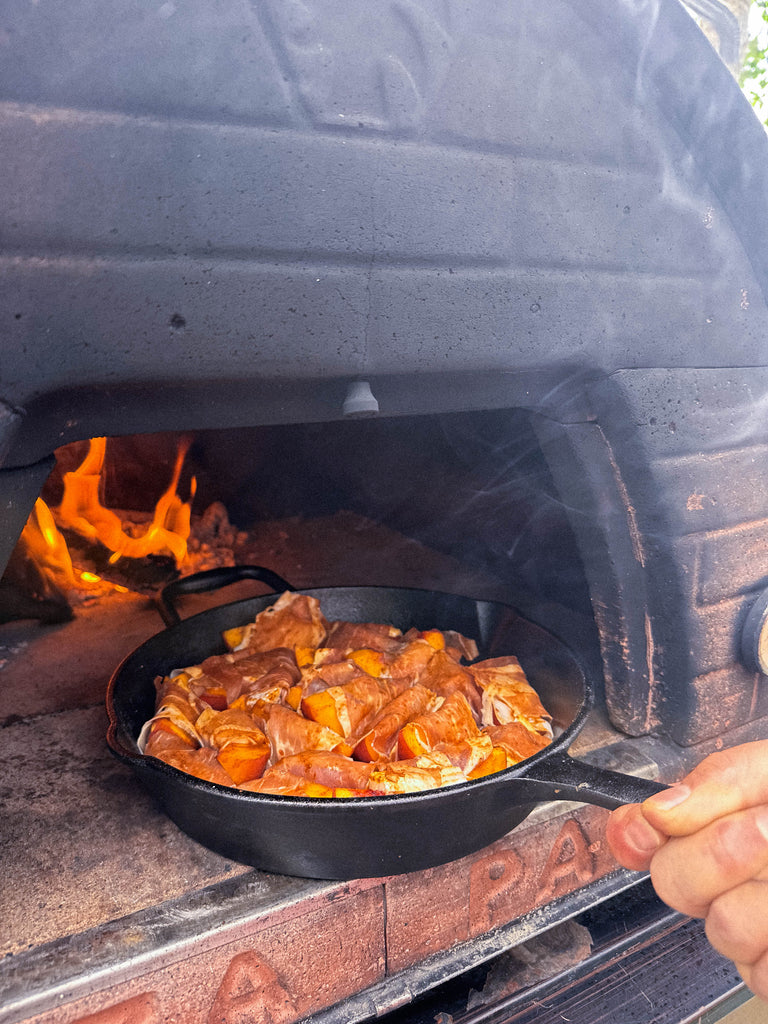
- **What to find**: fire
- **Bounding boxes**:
[21,436,196,593]
[57,437,195,566]
[20,497,78,589]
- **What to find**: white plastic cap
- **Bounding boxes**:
[342,380,379,417]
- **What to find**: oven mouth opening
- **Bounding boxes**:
[6,407,597,638]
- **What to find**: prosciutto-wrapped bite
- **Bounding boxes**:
[433,733,494,776]
[154,747,237,787]
[324,619,404,655]
[189,647,301,710]
[241,774,367,797]
[418,649,482,719]
[470,656,553,740]
[184,656,252,710]
[225,591,328,654]
[384,636,442,685]
[264,704,348,761]
[297,655,369,701]
[400,627,478,664]
[442,630,479,663]
[353,684,441,762]
[367,751,466,793]
[229,688,288,723]
[301,672,411,742]
[139,676,202,755]
[232,648,301,686]
[252,751,374,792]
[466,746,510,779]
[195,707,266,747]
[194,707,271,784]
[153,673,205,724]
[241,775,336,797]
[397,691,482,759]
[140,705,201,757]
[302,643,399,684]
[484,721,551,763]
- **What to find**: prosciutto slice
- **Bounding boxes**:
[253,751,373,791]
[470,656,553,738]
[264,705,347,762]
[298,656,369,699]
[418,650,482,719]
[139,676,202,754]
[241,775,338,797]
[153,673,205,724]
[232,591,328,653]
[154,747,237,787]
[367,751,466,793]
[397,691,482,759]
[324,619,403,654]
[353,684,441,762]
[433,733,494,775]
[484,721,551,763]
[442,630,479,663]
[194,707,271,784]
[301,672,411,741]
[385,637,442,685]
[195,707,266,747]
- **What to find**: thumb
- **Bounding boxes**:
[605,801,667,871]
[641,741,768,837]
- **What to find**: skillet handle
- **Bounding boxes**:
[514,750,668,810]
[157,565,296,628]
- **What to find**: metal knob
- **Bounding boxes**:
[741,588,768,674]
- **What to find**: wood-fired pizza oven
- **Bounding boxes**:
[1,0,768,1021]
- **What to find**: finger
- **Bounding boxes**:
[736,953,768,1005]
[605,802,667,872]
[641,741,768,837]
[705,879,768,966]
[649,806,768,918]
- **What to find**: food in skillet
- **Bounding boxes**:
[138,591,554,795]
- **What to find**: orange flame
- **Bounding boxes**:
[19,437,196,594]
[20,497,78,588]
[57,437,195,565]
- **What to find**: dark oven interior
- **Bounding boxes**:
[3,0,768,1021]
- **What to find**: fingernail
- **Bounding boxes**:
[756,807,768,842]
[645,784,691,812]
[624,817,663,855]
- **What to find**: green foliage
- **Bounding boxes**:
[739,1,768,128]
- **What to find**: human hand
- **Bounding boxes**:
[605,740,768,1001]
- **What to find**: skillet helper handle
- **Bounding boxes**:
[106,714,142,764]
[157,565,295,628]
[514,750,668,810]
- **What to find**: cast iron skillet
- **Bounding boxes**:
[106,565,666,879]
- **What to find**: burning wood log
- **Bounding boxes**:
[0,537,73,624]
[56,523,180,595]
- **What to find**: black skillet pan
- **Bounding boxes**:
[106,565,667,879]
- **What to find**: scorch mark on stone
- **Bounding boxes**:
[601,429,646,568]
[643,611,658,733]
[687,492,705,511]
